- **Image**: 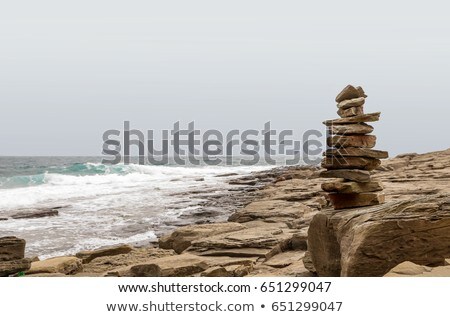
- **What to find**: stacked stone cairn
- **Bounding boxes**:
[320,85,389,209]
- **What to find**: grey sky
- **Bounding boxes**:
[1,0,449,156]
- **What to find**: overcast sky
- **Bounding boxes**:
[0,0,449,156]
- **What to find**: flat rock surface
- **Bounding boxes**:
[27,256,83,275]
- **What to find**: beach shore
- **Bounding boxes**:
[2,148,450,277]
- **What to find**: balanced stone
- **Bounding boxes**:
[320,169,371,182]
[335,85,360,102]
[337,106,364,117]
[328,193,386,209]
[321,156,381,171]
[325,148,389,159]
[329,123,374,135]
[356,86,367,98]
[324,112,380,126]
[321,180,383,193]
[327,135,377,148]
[337,97,365,109]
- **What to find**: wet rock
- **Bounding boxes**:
[0,258,31,277]
[11,208,59,219]
[0,236,26,261]
[76,245,134,264]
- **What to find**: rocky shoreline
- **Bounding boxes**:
[1,148,450,277]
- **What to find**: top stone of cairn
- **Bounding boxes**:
[335,85,367,103]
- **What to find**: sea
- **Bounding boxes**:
[0,157,274,259]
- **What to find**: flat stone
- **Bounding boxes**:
[11,209,58,219]
[27,256,83,275]
[328,193,386,209]
[194,248,274,258]
[321,156,381,171]
[264,251,305,268]
[0,258,32,277]
[337,97,365,109]
[322,180,384,193]
[320,169,371,182]
[114,254,209,277]
[323,112,381,126]
[76,244,134,264]
[228,200,312,223]
[325,147,389,159]
[337,106,364,117]
[327,135,376,148]
[159,222,247,254]
[328,123,374,135]
[308,195,450,276]
[335,85,360,102]
[0,236,26,261]
[200,266,231,277]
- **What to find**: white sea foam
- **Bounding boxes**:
[0,163,272,258]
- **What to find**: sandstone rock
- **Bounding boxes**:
[323,112,381,126]
[228,200,311,223]
[195,248,274,258]
[308,195,450,276]
[264,251,305,268]
[114,254,209,277]
[187,226,289,252]
[337,97,365,109]
[302,251,316,273]
[322,156,381,171]
[337,106,364,117]
[76,244,134,263]
[356,86,367,98]
[384,261,432,276]
[0,236,26,261]
[327,135,377,148]
[320,169,371,182]
[200,266,231,277]
[25,273,66,277]
[159,222,246,254]
[0,258,32,277]
[322,180,383,194]
[328,123,374,135]
[335,85,360,102]
[328,193,385,209]
[325,147,389,159]
[27,256,83,275]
